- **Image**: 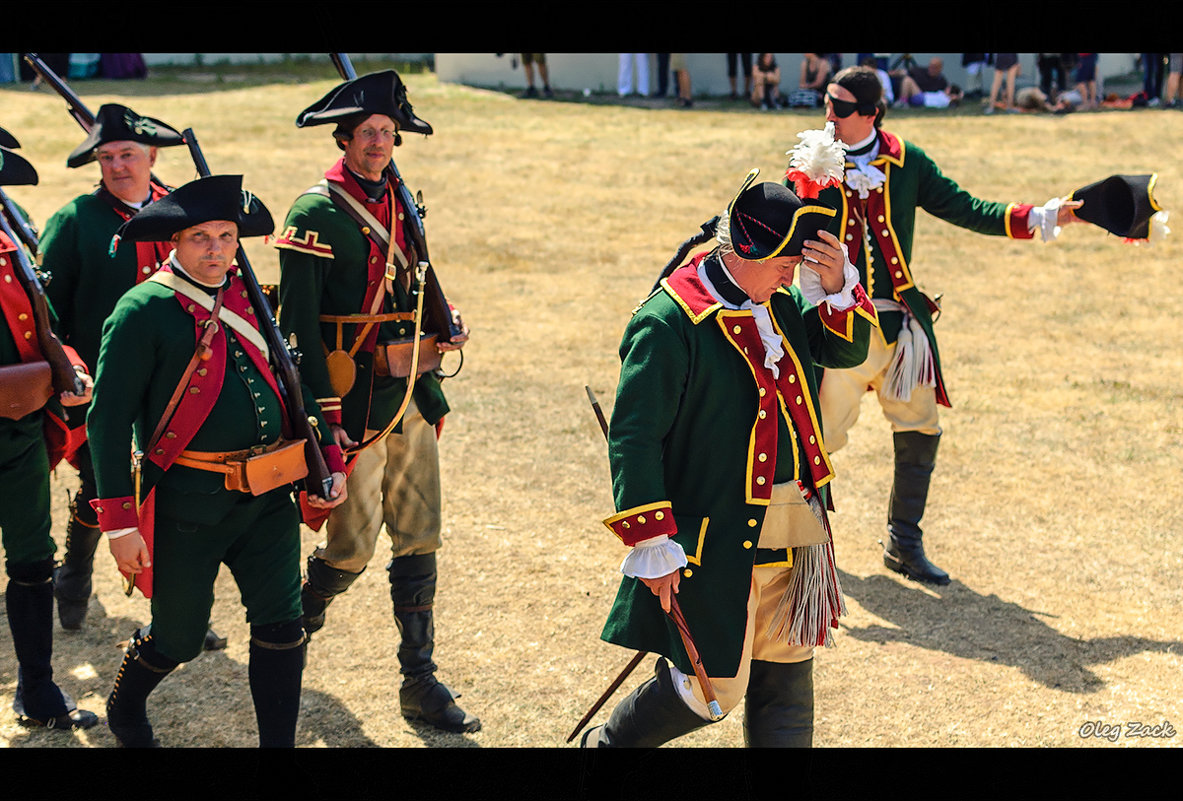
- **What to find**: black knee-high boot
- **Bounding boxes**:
[389,553,480,733]
[300,555,364,635]
[106,628,179,747]
[7,559,98,730]
[54,489,102,631]
[884,431,950,585]
[743,658,814,747]
[248,620,306,748]
[581,657,712,748]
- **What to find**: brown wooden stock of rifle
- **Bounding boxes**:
[0,191,83,397]
[180,128,334,501]
[329,53,463,346]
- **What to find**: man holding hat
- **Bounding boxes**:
[1,127,98,732]
[275,70,477,734]
[584,171,878,748]
[797,66,1085,586]
[87,175,348,747]
[37,103,195,633]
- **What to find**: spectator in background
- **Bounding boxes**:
[898,76,963,109]
[751,53,783,110]
[654,53,671,98]
[1075,53,1098,110]
[726,53,752,101]
[618,53,650,98]
[1165,53,1182,109]
[790,53,831,108]
[1014,86,1076,114]
[100,54,147,80]
[521,53,553,99]
[1037,54,1071,98]
[861,55,894,105]
[672,53,692,108]
[893,56,949,99]
[985,53,1020,114]
[1141,53,1166,106]
[961,53,988,98]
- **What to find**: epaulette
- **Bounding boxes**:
[630,287,663,316]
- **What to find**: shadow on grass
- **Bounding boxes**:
[837,569,1180,692]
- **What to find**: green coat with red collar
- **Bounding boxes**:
[275,159,448,444]
[599,253,878,678]
[795,129,1036,406]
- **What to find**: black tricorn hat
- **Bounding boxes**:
[0,147,38,188]
[727,169,836,261]
[66,103,185,168]
[1069,174,1163,239]
[295,70,432,136]
[0,125,20,150]
[112,175,273,251]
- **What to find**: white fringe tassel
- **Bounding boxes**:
[883,313,935,403]
[766,539,847,648]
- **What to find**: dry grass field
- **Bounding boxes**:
[1,58,1180,776]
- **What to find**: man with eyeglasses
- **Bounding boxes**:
[276,70,477,734]
[790,65,1083,586]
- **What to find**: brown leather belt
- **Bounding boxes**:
[174,438,308,495]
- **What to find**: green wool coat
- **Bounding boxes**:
[87,270,335,528]
[798,129,1035,406]
[276,167,448,443]
[600,255,877,678]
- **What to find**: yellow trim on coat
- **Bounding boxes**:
[661,277,721,325]
[273,226,335,258]
[767,314,835,490]
[603,501,675,544]
[685,518,709,566]
[716,310,775,507]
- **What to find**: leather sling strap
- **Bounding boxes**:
[145,288,225,457]
[148,272,270,359]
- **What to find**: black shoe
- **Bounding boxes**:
[17,706,99,731]
[521,86,538,99]
[106,630,176,748]
[401,674,481,733]
[204,627,228,651]
[882,537,950,585]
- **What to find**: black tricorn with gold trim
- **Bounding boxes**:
[66,103,185,168]
[727,169,836,260]
[1070,174,1163,239]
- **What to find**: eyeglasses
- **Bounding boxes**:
[825,92,860,118]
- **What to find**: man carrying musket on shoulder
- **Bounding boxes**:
[1,126,98,732]
[276,69,477,734]
[38,103,222,643]
[87,175,348,747]
[584,170,879,748]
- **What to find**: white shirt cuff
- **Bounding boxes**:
[1028,197,1064,242]
[105,527,137,540]
[620,536,688,579]
[800,253,860,311]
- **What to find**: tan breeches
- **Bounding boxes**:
[672,566,816,718]
[316,399,443,572]
[819,332,942,453]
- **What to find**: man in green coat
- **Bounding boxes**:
[801,66,1084,585]
[1,131,98,732]
[585,171,878,748]
[276,70,477,734]
[38,103,186,630]
[88,175,347,747]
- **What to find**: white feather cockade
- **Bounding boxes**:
[784,121,847,198]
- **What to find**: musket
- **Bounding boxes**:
[650,215,719,294]
[567,387,722,742]
[329,53,463,345]
[180,127,334,500]
[0,190,84,396]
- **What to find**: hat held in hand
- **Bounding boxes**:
[726,169,836,261]
[1070,174,1168,242]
